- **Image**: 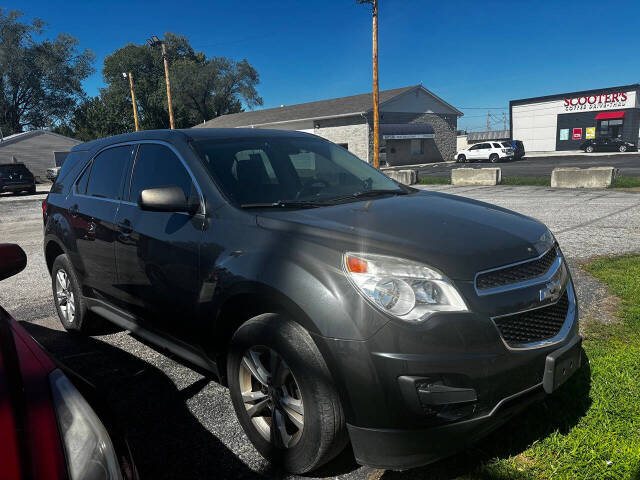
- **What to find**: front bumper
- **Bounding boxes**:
[312,279,581,470]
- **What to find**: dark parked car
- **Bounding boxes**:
[502,140,525,160]
[43,129,582,473]
[0,163,36,194]
[580,137,636,153]
[0,243,136,480]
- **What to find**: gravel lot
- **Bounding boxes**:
[1,185,639,479]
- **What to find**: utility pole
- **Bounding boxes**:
[147,35,175,129]
[358,0,380,168]
[503,112,506,131]
[486,110,491,131]
[123,72,140,132]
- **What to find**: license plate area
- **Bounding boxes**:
[543,336,582,394]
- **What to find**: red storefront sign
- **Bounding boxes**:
[572,128,582,140]
[564,92,628,107]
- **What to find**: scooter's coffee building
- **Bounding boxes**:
[510,84,640,152]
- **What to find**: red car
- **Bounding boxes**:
[0,243,136,480]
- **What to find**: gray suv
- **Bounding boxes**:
[43,129,582,473]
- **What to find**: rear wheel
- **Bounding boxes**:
[457,154,466,163]
[227,314,347,474]
[586,145,594,153]
[489,153,500,163]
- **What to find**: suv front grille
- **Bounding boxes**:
[493,291,569,347]
[476,246,558,291]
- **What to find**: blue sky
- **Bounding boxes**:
[9,0,640,131]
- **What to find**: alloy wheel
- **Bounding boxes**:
[55,269,75,323]
[620,145,627,152]
[239,346,304,448]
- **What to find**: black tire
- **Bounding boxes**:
[619,145,627,153]
[28,186,36,194]
[51,254,114,334]
[489,153,499,163]
[227,314,347,474]
[586,145,594,153]
[457,154,466,163]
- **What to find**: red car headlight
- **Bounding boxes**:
[49,369,122,480]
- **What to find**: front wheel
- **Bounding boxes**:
[51,254,115,334]
[585,145,594,153]
[227,314,347,474]
[489,153,500,163]
[619,145,627,152]
[457,155,466,163]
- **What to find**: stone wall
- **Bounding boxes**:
[313,116,369,162]
[371,112,457,165]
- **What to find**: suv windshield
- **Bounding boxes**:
[192,136,403,206]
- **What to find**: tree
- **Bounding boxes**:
[0,9,94,135]
[70,33,262,138]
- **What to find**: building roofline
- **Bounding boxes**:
[510,83,640,107]
[226,111,367,128]
[377,85,464,117]
[0,129,82,148]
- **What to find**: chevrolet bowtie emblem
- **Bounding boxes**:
[540,278,562,302]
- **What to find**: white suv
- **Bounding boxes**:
[456,142,514,163]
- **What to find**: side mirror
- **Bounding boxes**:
[0,244,27,281]
[138,186,199,214]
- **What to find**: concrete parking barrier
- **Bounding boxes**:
[386,169,417,185]
[551,167,617,189]
[451,168,501,186]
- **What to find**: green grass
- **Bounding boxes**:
[501,177,551,187]
[417,176,550,186]
[466,255,640,479]
[610,176,640,189]
[418,176,451,185]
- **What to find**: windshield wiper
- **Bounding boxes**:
[240,199,333,209]
[323,189,408,204]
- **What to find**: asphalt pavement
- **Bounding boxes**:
[1,186,640,479]
[387,153,640,179]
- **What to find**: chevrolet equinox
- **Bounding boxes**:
[43,129,582,473]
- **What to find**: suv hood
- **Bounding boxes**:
[256,190,551,281]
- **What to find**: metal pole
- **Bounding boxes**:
[128,72,140,132]
[161,42,175,129]
[372,0,380,168]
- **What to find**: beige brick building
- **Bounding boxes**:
[196,85,462,166]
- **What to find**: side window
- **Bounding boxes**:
[128,144,195,204]
[492,143,502,148]
[85,146,134,199]
[76,164,91,194]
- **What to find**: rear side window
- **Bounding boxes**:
[128,144,195,203]
[84,145,134,199]
[53,151,87,194]
[492,143,502,148]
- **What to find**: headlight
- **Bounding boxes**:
[49,369,122,480]
[344,253,468,322]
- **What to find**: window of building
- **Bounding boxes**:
[410,139,424,155]
[128,143,195,204]
[84,145,134,199]
[598,119,624,138]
